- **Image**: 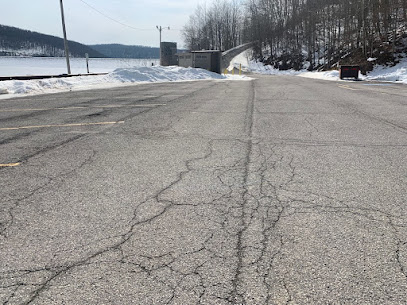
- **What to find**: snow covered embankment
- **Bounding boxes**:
[230,49,407,84]
[0,66,249,97]
[248,58,407,84]
[364,58,407,83]
[298,58,407,84]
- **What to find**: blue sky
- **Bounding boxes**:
[0,0,203,48]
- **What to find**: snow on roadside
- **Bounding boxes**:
[298,58,407,84]
[297,70,340,81]
[228,50,251,71]
[230,49,407,84]
[365,57,407,84]
[248,62,302,76]
[298,60,407,84]
[229,49,302,75]
[228,50,301,76]
[0,66,250,98]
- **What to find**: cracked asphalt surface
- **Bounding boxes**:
[0,76,406,304]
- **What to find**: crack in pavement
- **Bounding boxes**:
[2,78,406,304]
[2,138,221,304]
[0,147,97,239]
[230,80,255,304]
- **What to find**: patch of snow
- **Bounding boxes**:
[366,58,407,84]
[298,70,340,80]
[228,49,251,71]
[0,66,251,98]
[249,62,301,75]
[367,57,377,62]
[229,49,303,75]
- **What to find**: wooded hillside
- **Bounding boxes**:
[0,24,104,58]
[183,0,407,72]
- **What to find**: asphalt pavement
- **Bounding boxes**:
[0,76,406,304]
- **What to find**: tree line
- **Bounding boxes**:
[182,0,243,52]
[0,25,104,57]
[183,0,407,70]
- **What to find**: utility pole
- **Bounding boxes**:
[156,26,170,65]
[59,0,71,74]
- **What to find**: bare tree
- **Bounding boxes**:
[183,0,407,70]
[182,0,243,51]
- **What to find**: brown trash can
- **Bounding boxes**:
[340,65,360,80]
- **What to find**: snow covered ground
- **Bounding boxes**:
[230,49,407,84]
[0,65,250,99]
[0,51,405,99]
[299,59,407,84]
[364,58,407,83]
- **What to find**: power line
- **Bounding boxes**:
[78,0,153,31]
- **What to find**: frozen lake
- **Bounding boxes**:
[0,57,160,77]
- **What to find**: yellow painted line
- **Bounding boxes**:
[0,108,52,112]
[114,96,158,99]
[0,106,87,112]
[0,121,125,131]
[93,104,166,108]
[338,85,358,91]
[55,107,88,110]
[0,163,20,167]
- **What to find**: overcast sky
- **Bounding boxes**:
[0,0,203,48]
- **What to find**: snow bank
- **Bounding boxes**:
[110,66,226,83]
[0,66,249,98]
[228,49,252,72]
[228,50,302,76]
[230,49,407,85]
[229,50,302,75]
[298,70,340,81]
[297,60,407,84]
[248,61,302,76]
[365,58,407,84]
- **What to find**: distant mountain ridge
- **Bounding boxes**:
[0,24,104,58]
[90,44,159,59]
[0,24,162,59]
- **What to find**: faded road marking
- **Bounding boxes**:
[0,104,166,113]
[92,104,166,108]
[0,121,125,131]
[0,107,87,112]
[338,85,359,91]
